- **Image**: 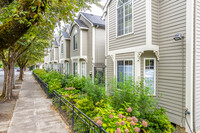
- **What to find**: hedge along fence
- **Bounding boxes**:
[33,69,175,133]
[33,72,107,133]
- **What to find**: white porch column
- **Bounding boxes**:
[134,52,141,82]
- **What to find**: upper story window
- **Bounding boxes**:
[61,40,64,54]
[117,0,133,36]
[73,28,78,50]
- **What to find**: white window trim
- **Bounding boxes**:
[73,28,78,51]
[144,58,156,96]
[116,59,134,82]
[81,61,87,77]
[73,61,78,76]
[116,0,134,38]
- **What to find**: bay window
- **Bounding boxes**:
[66,63,69,75]
[81,62,86,77]
[144,58,156,95]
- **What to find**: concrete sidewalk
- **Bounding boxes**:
[7,73,69,133]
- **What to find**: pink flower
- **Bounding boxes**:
[127,117,132,122]
[134,127,140,132]
[119,114,123,119]
[116,121,120,127]
[125,129,129,133]
[142,120,148,127]
[121,121,125,126]
[108,114,113,119]
[132,116,138,123]
[127,107,132,113]
[122,115,125,119]
[96,120,103,126]
[115,128,121,133]
[94,117,103,122]
[65,94,69,97]
[130,121,135,126]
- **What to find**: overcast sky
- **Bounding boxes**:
[54,0,107,36]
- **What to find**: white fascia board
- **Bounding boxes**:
[109,45,159,55]
[146,0,152,46]
[186,0,194,132]
[79,13,93,26]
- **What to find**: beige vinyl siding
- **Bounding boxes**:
[66,40,70,58]
[95,28,105,63]
[152,0,159,46]
[156,0,186,126]
[54,47,59,61]
[70,25,80,57]
[86,25,93,76]
[195,0,200,130]
[82,30,88,56]
[108,0,146,51]
[106,55,114,81]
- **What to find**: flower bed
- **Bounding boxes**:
[33,69,175,133]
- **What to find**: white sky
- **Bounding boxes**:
[54,0,107,36]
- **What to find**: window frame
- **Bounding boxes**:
[144,58,156,96]
[116,59,134,82]
[116,0,134,38]
[81,62,86,77]
[73,29,78,50]
[73,62,78,76]
[66,62,69,75]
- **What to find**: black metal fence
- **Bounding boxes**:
[32,72,50,98]
[33,72,107,133]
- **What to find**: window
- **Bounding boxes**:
[117,60,133,82]
[61,64,63,73]
[73,29,78,50]
[81,62,86,77]
[117,0,133,36]
[66,63,69,75]
[144,58,156,95]
[61,40,64,54]
[73,62,78,76]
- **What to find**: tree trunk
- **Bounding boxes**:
[19,66,24,80]
[1,66,8,97]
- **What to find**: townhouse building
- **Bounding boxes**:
[103,0,200,132]
[68,12,105,78]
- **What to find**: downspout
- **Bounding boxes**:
[193,0,196,132]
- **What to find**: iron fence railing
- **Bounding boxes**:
[32,72,50,98]
[33,72,107,133]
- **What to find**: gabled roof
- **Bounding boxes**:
[61,31,70,39]
[52,40,58,47]
[80,12,105,28]
[74,19,88,29]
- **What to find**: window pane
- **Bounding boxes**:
[117,7,124,36]
[145,59,155,94]
[81,62,86,77]
[125,60,133,80]
[73,62,78,76]
[117,61,124,82]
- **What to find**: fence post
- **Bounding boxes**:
[59,94,62,110]
[99,126,102,133]
[72,105,74,130]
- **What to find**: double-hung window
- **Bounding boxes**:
[81,62,86,77]
[73,29,78,50]
[144,58,156,95]
[73,62,78,76]
[66,63,69,75]
[117,60,133,82]
[117,0,133,36]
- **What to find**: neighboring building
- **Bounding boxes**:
[103,0,200,132]
[69,12,105,78]
[59,31,70,74]
[49,39,59,71]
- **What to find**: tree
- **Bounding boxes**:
[0,0,102,50]
[0,24,52,100]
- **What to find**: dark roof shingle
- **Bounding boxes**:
[61,31,70,39]
[74,19,88,29]
[80,12,105,27]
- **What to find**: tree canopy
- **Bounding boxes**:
[0,0,102,50]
